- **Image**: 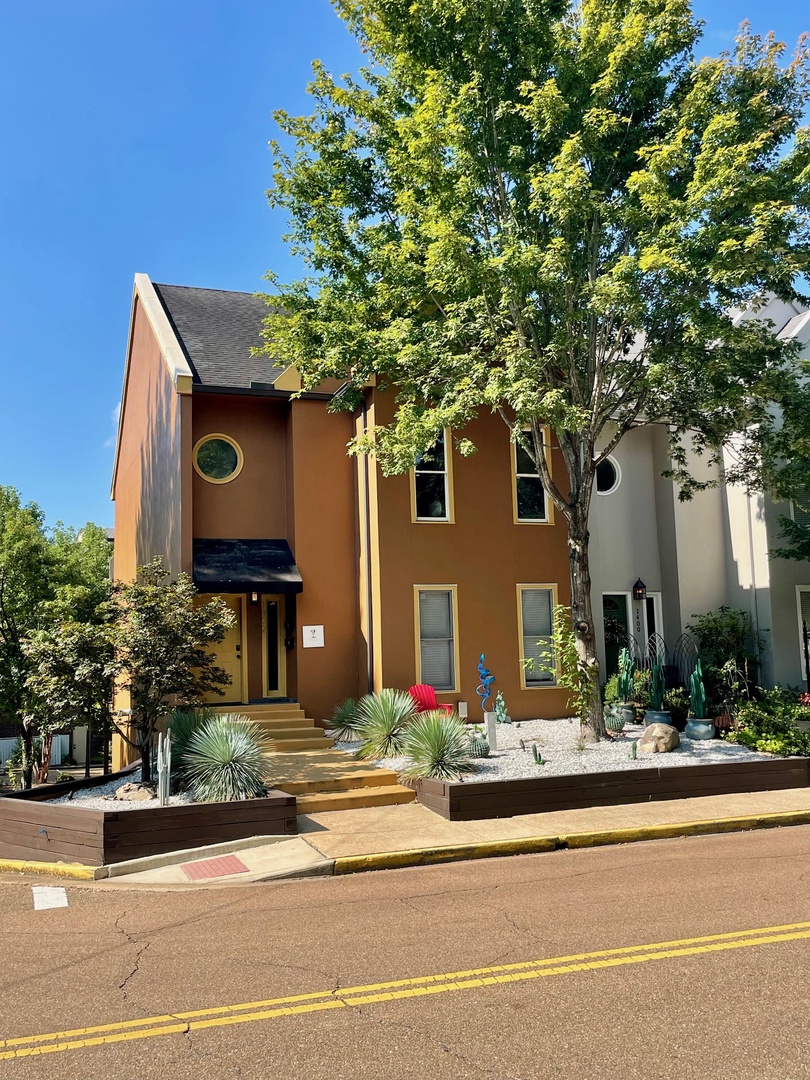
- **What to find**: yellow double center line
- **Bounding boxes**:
[4,919,810,1060]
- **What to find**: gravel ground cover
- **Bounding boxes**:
[45,777,193,811]
[338,717,772,781]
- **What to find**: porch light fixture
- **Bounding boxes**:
[632,578,647,602]
[250,591,259,604]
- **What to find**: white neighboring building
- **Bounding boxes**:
[589,295,810,689]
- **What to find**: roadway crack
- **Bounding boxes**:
[345,1003,526,1080]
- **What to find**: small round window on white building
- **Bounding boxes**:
[193,434,244,484]
[596,456,620,495]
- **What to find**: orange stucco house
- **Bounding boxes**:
[111,274,572,755]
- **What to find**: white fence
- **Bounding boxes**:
[0,734,71,768]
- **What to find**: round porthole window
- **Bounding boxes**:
[193,434,244,484]
[596,456,620,495]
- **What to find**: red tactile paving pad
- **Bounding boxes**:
[181,854,250,881]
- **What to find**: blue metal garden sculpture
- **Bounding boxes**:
[476,653,495,715]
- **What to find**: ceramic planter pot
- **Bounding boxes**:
[644,709,672,726]
[614,704,637,725]
[684,719,715,740]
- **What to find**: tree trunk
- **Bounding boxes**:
[39,733,53,786]
[138,725,152,784]
[21,722,34,790]
[568,511,607,739]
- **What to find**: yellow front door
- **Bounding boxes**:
[202,594,245,703]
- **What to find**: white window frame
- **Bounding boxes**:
[517,584,559,689]
[411,430,454,523]
[414,585,460,693]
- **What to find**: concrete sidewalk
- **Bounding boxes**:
[96,785,810,886]
[5,786,810,886]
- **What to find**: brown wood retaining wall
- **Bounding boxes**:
[416,758,810,821]
[0,791,298,866]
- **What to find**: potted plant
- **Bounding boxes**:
[795,692,810,734]
[684,659,715,740]
[610,648,637,727]
[643,660,671,725]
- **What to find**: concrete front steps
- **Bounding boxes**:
[270,748,417,815]
[210,703,335,753]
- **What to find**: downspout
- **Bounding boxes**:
[361,396,375,693]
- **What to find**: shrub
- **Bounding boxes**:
[725,694,810,757]
[603,674,619,706]
[355,689,417,759]
[633,670,652,709]
[664,688,690,727]
[400,711,477,781]
[326,698,362,741]
[182,715,272,802]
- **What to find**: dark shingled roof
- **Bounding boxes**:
[153,282,286,390]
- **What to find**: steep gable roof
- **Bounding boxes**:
[153,282,285,390]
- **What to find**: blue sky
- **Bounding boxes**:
[0,0,806,530]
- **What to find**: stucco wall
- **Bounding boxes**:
[369,397,571,721]
[191,395,288,540]
[288,399,361,721]
[764,496,810,687]
[113,296,189,583]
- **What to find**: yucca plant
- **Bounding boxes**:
[167,708,214,785]
[354,688,417,759]
[400,711,477,782]
[182,714,272,803]
[326,697,362,741]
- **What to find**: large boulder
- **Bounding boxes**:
[638,723,680,754]
[113,781,156,802]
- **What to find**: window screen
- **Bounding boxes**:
[521,588,555,685]
[418,589,456,690]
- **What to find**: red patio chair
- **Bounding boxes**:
[408,684,454,715]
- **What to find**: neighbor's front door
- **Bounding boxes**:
[602,594,629,679]
[202,594,245,703]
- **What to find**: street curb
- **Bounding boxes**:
[0,859,98,881]
[331,808,810,875]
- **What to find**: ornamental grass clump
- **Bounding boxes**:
[326,697,362,741]
[182,714,272,803]
[354,688,417,759]
[400,711,477,782]
[168,707,214,784]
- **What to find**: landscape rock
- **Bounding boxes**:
[638,723,680,754]
[113,782,156,802]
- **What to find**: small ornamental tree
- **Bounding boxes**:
[262,0,810,736]
[24,620,116,784]
[110,559,234,782]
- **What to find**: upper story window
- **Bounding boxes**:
[596,456,621,496]
[513,431,549,523]
[791,490,810,527]
[412,431,453,522]
[193,434,244,484]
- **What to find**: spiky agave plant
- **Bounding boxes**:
[354,688,417,759]
[167,708,214,784]
[400,711,477,782]
[183,714,273,803]
[326,697,362,742]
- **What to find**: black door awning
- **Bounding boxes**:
[193,539,303,594]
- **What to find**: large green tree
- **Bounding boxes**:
[0,486,113,784]
[263,0,810,735]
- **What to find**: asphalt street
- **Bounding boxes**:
[2,826,810,1079]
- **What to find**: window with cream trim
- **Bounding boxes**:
[518,586,557,687]
[415,586,458,691]
[413,431,451,521]
[513,432,549,522]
